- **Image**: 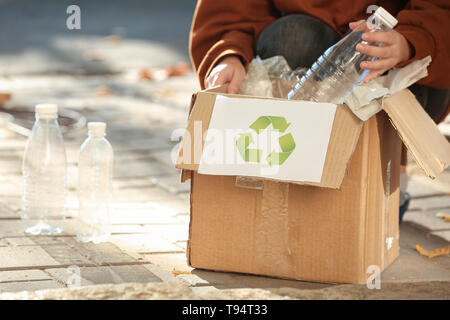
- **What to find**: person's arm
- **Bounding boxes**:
[189,0,278,92]
[353,0,450,88]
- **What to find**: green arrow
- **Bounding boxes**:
[236,133,262,163]
[266,133,296,166]
[250,116,291,133]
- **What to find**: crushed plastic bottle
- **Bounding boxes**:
[77,122,113,244]
[22,104,67,235]
[287,6,398,103]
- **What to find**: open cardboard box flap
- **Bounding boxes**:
[176,86,450,189]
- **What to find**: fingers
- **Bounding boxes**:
[363,69,387,83]
[227,68,245,94]
[362,31,395,45]
[360,57,395,71]
[356,43,392,58]
[205,66,231,88]
[349,20,365,30]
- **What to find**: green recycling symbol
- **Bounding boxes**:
[236,116,296,166]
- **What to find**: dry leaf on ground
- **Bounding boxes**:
[171,270,191,276]
[416,244,450,259]
[436,212,450,222]
[139,69,152,80]
[94,86,113,96]
[166,63,191,77]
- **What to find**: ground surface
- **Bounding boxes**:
[0,0,449,300]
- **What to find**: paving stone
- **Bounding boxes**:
[0,203,18,219]
[0,246,60,269]
[0,219,80,237]
[46,265,162,287]
[110,224,189,242]
[429,231,450,243]
[0,159,22,175]
[142,253,192,273]
[111,234,183,254]
[151,174,190,195]
[110,202,181,225]
[0,239,8,247]
[114,159,173,179]
[40,244,94,266]
[0,270,52,282]
[0,181,21,196]
[61,237,138,265]
[409,196,450,211]
[403,210,450,232]
[0,280,64,293]
[407,176,447,198]
[5,237,36,246]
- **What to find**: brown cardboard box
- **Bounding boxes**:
[176,87,450,284]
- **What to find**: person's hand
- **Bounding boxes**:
[349,20,412,83]
[205,55,246,94]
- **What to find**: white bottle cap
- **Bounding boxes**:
[35,104,58,119]
[375,7,398,29]
[88,122,106,136]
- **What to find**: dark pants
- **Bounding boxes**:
[255,14,450,123]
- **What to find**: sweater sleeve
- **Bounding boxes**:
[394,0,450,88]
[189,0,278,89]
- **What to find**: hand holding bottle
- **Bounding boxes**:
[350,20,413,83]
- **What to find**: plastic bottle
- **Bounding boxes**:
[22,104,67,235]
[77,122,113,243]
[287,6,398,103]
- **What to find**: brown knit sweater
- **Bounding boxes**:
[189,0,450,90]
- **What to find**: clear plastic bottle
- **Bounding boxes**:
[22,104,67,235]
[287,6,398,103]
[77,122,113,244]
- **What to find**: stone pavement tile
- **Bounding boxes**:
[382,249,450,283]
[407,176,447,198]
[40,244,94,266]
[0,219,80,237]
[110,202,182,225]
[5,237,36,246]
[110,234,184,254]
[0,159,21,175]
[399,224,450,271]
[0,280,64,293]
[0,196,21,213]
[47,265,162,287]
[151,174,190,195]
[0,239,8,247]
[403,209,450,232]
[0,246,60,269]
[114,159,174,179]
[61,237,138,265]
[430,230,450,243]
[142,253,193,273]
[0,203,18,219]
[409,195,450,211]
[0,270,52,282]
[0,181,21,196]
[113,224,189,242]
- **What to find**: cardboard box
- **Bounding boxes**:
[176,86,450,284]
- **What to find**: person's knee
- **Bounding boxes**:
[256,14,340,69]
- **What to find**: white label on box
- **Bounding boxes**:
[198,95,337,183]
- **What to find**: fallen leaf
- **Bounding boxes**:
[416,244,450,259]
[436,212,450,222]
[166,63,191,77]
[94,85,113,96]
[0,93,11,105]
[139,69,152,81]
[171,270,191,276]
[105,35,122,45]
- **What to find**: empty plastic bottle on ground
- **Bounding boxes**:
[22,104,67,235]
[287,6,398,103]
[77,122,113,244]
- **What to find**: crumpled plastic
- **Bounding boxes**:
[239,55,432,121]
[344,55,432,121]
[239,56,307,99]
